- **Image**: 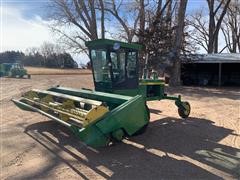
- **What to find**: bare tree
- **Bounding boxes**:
[169,0,188,86]
[189,0,231,53]
[138,0,145,44]
[25,47,40,56]
[103,0,141,42]
[135,0,174,68]
[48,0,105,53]
[188,10,209,52]
[40,42,64,66]
[99,0,105,39]
[221,0,240,53]
[207,0,231,53]
[135,0,190,86]
[48,0,145,52]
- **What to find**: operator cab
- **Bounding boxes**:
[2,63,23,70]
[11,63,23,69]
[86,39,142,92]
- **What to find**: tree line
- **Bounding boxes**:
[0,42,78,68]
[189,0,240,53]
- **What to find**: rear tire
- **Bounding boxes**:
[178,101,191,118]
[111,129,125,142]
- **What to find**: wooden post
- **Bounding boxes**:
[218,63,222,87]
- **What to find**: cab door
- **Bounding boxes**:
[109,50,138,90]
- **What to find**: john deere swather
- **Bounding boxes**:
[12,39,190,148]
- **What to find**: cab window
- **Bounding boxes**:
[91,49,111,82]
[110,51,126,84]
[127,51,137,78]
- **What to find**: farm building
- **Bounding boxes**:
[181,53,240,86]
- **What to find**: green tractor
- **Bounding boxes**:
[0,63,31,78]
[13,39,190,148]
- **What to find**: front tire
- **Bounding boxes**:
[178,101,191,118]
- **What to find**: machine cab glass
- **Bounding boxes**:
[88,40,140,92]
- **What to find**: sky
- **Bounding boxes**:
[0,0,217,65]
[1,1,52,50]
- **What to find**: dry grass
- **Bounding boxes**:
[25,66,91,75]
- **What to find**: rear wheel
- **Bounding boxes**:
[111,129,125,142]
[178,101,191,118]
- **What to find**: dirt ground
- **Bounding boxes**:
[25,67,91,75]
[1,74,240,179]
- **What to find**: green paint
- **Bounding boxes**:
[14,86,149,147]
[71,125,110,148]
[111,129,124,141]
[0,63,29,78]
[96,95,148,136]
[85,39,142,50]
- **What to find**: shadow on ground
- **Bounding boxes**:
[17,116,240,179]
[166,86,240,100]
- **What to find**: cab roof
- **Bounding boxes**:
[85,39,142,50]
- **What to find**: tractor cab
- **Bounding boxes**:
[13,63,24,69]
[86,39,165,98]
[86,39,190,118]
[2,63,24,72]
[86,39,141,93]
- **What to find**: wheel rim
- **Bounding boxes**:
[183,103,190,115]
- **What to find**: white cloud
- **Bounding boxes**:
[1,5,54,52]
[0,5,90,65]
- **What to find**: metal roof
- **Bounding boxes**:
[185,53,240,63]
[85,39,142,50]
